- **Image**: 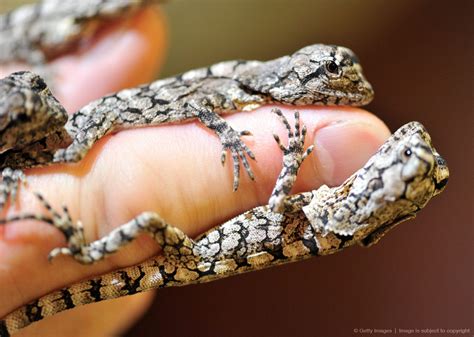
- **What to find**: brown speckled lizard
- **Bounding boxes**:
[0,111,449,336]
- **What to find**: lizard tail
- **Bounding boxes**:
[0,257,167,336]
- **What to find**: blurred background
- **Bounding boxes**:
[1,1,473,336]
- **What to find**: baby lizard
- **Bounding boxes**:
[0,41,374,206]
[0,111,449,336]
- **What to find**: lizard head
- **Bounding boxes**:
[0,71,68,152]
[363,121,449,199]
[266,44,374,106]
[353,121,449,246]
[303,122,449,249]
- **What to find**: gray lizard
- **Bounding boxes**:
[0,42,374,206]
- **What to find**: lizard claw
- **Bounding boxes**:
[194,102,256,191]
[29,192,90,263]
[220,129,256,191]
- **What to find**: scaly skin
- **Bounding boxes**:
[0,114,449,336]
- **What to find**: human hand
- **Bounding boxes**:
[0,8,389,337]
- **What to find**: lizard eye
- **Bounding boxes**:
[325,61,339,75]
[401,148,413,162]
[33,77,48,92]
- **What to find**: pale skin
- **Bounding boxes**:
[0,8,390,337]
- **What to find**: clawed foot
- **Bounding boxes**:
[195,103,256,191]
[0,168,26,210]
[269,109,314,213]
[219,128,256,191]
[33,192,88,262]
[0,191,90,263]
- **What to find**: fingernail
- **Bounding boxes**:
[313,121,387,186]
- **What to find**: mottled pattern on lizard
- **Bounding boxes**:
[51,43,373,192]
[0,113,449,336]
[0,42,374,208]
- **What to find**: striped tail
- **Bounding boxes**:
[0,257,167,336]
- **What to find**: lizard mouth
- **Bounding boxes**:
[432,153,449,196]
[320,88,374,105]
[353,81,375,105]
[435,177,449,192]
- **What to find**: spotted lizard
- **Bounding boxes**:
[0,111,449,335]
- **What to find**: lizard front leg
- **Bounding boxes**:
[191,101,256,191]
[269,109,314,213]
[52,104,120,165]
[52,93,257,192]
